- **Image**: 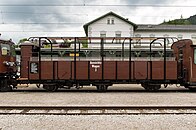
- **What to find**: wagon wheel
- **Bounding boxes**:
[43,84,58,92]
[141,83,161,91]
[96,85,108,92]
[0,79,12,92]
[184,85,196,91]
[188,87,196,91]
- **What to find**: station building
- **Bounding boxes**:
[83,11,196,40]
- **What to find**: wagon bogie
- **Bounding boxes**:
[141,83,161,91]
[188,87,196,91]
[0,79,12,92]
[96,85,108,92]
[43,84,58,92]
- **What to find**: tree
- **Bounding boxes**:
[16,38,28,48]
[18,38,28,44]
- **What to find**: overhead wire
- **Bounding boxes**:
[0,30,85,32]
[0,20,85,24]
[0,4,195,7]
[0,11,182,17]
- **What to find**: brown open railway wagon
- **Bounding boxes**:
[2,37,196,92]
[0,39,17,91]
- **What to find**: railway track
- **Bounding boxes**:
[0,106,196,115]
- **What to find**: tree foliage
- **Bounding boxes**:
[15,38,28,48]
[18,38,28,44]
[161,14,196,25]
[188,15,196,24]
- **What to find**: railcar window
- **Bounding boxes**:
[194,49,196,64]
[1,44,10,56]
[30,62,38,73]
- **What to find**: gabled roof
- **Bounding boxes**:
[83,11,138,36]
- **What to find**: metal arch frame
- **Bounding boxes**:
[26,36,177,85]
[149,37,168,82]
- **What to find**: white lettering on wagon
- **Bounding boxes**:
[90,61,102,72]
[90,61,102,65]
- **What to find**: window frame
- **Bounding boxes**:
[30,62,39,74]
[192,34,196,39]
[107,18,110,24]
[1,43,11,56]
[177,34,183,40]
[111,18,114,24]
[115,31,121,44]
[100,31,106,38]
[194,49,196,64]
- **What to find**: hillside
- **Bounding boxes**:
[161,14,196,25]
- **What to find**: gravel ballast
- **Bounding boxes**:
[0,84,195,106]
[0,84,195,129]
[0,115,196,130]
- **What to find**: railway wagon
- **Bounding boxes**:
[0,39,17,91]
[0,36,191,92]
[13,36,193,92]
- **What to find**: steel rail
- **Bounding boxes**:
[0,106,195,115]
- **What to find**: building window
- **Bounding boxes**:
[100,31,106,38]
[116,33,121,37]
[111,18,114,24]
[100,33,106,37]
[107,18,114,25]
[100,31,106,43]
[107,18,110,24]
[150,34,155,37]
[115,31,121,44]
[192,34,196,39]
[100,32,106,37]
[135,34,141,37]
[177,34,183,40]
[163,34,169,37]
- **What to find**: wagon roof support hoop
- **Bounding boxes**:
[38,37,41,81]
[163,38,166,81]
[150,38,167,82]
[74,37,77,83]
[101,38,104,81]
[129,38,132,81]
